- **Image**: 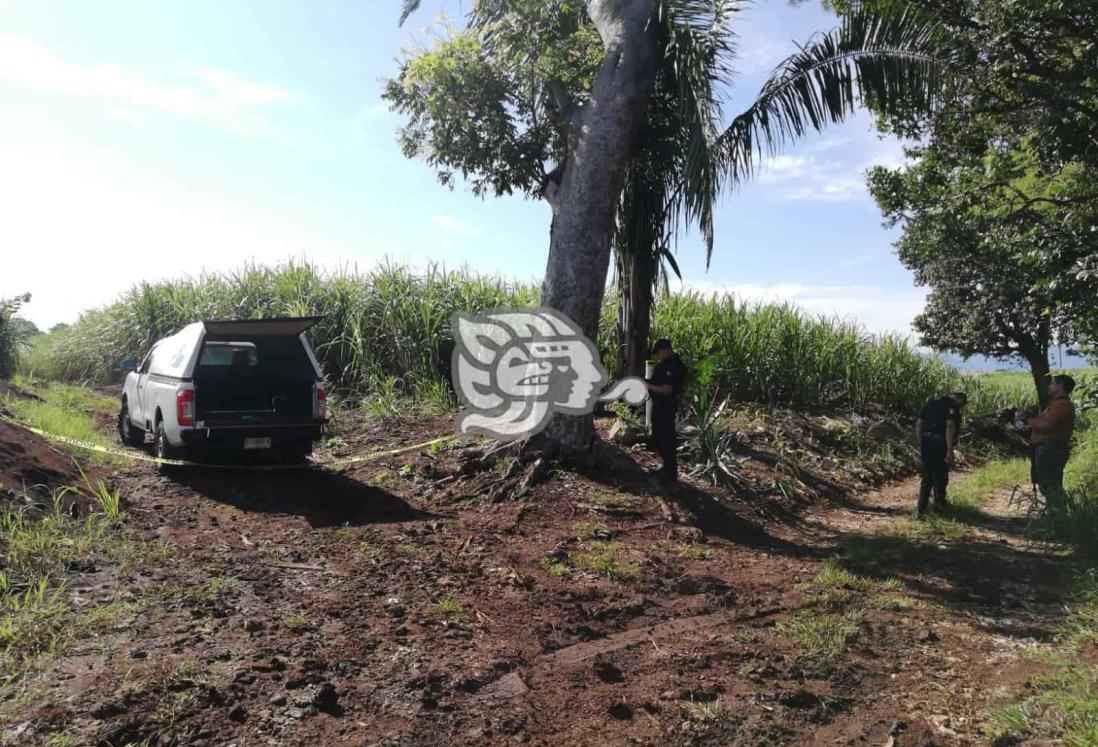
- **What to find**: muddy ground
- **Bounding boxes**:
[0,407,1081,746]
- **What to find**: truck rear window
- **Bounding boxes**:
[199,342,258,367]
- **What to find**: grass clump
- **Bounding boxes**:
[284,614,312,632]
[686,700,724,722]
[675,544,714,561]
[539,556,570,578]
[434,597,464,618]
[806,558,911,612]
[808,559,877,609]
[42,732,80,747]
[906,514,971,543]
[0,484,135,688]
[572,541,638,578]
[541,540,639,580]
[777,609,864,667]
[594,493,636,510]
[784,559,913,665]
[571,522,611,540]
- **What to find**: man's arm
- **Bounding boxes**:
[915,418,923,443]
[646,381,673,396]
[945,420,956,463]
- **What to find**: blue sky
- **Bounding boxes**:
[2,0,929,340]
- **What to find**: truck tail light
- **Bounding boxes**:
[177,389,195,427]
[313,385,327,421]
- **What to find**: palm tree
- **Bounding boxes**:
[612,2,943,378]
[397,0,944,449]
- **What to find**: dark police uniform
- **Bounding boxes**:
[649,353,687,481]
[917,396,962,515]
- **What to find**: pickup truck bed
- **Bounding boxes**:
[119,317,328,463]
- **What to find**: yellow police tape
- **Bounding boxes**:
[0,413,456,471]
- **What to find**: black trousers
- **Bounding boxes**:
[1033,440,1070,510]
[918,434,949,514]
[651,409,678,480]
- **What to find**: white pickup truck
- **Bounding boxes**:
[117,318,328,463]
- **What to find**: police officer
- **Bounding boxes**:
[915,391,968,517]
[1026,375,1077,511]
[645,339,687,484]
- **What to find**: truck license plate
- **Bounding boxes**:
[244,437,272,450]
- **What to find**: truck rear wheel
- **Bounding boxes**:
[154,421,183,471]
[280,439,314,465]
[117,402,144,448]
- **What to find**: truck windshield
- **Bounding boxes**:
[199,342,258,368]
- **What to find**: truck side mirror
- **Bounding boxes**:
[120,359,138,375]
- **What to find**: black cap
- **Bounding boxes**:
[649,338,672,356]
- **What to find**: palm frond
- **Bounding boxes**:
[399,0,423,27]
[660,0,741,265]
[718,5,945,188]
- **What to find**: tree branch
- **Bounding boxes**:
[545,80,577,125]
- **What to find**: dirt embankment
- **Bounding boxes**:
[0,382,97,498]
[0,404,1068,747]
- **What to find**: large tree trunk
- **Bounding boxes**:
[616,247,654,379]
[1026,352,1051,408]
[539,0,661,451]
[1019,329,1052,407]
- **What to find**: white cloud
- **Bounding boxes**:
[684,280,927,338]
[758,154,810,183]
[432,215,481,238]
[756,133,911,203]
[0,34,295,133]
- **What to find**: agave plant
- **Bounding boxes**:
[680,388,744,486]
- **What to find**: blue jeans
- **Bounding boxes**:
[1033,441,1070,510]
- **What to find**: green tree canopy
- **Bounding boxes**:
[846,0,1098,368]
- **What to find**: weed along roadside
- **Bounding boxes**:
[0,358,1094,745]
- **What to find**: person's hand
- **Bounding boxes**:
[944,451,954,465]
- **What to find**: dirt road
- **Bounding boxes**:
[7,415,1078,746]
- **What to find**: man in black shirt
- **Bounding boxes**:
[646,339,687,484]
[915,392,968,517]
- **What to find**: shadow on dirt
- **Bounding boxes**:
[576,441,828,560]
[836,530,1074,640]
[166,467,445,528]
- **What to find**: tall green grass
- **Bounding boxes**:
[3,380,119,465]
[24,261,538,397]
[0,294,32,380]
[629,291,1013,416]
[27,261,1008,416]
